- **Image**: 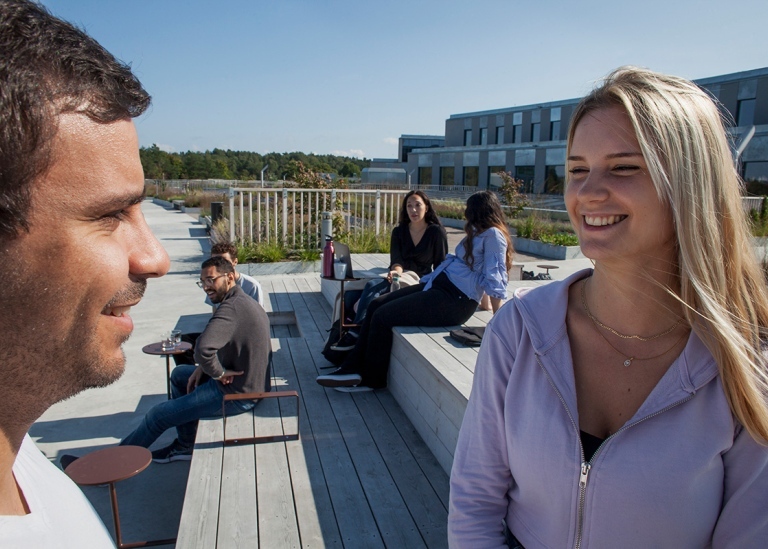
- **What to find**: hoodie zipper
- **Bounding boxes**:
[535,354,695,549]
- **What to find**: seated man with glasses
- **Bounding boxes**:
[120,255,272,462]
[174,241,264,366]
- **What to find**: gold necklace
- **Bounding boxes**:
[581,280,688,367]
[581,278,683,341]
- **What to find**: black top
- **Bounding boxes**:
[580,430,605,462]
[389,223,448,277]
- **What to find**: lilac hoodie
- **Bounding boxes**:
[449,270,768,548]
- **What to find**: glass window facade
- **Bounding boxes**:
[513,125,522,143]
[419,167,432,185]
[464,130,472,146]
[550,120,561,141]
[744,161,768,182]
[532,123,541,142]
[496,126,504,144]
[512,112,523,143]
[544,165,565,194]
[515,166,535,193]
[737,99,756,126]
[463,167,479,187]
[488,166,505,188]
[400,136,444,162]
[441,167,455,186]
[480,128,488,146]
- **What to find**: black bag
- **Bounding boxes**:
[449,326,486,347]
[321,318,348,366]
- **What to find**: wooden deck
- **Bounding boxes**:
[177,274,450,548]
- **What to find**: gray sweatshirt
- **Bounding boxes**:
[194,284,271,394]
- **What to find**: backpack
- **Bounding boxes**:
[449,326,486,347]
[321,318,349,366]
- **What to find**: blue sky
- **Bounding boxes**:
[43,0,768,160]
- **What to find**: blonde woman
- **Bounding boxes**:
[449,67,768,548]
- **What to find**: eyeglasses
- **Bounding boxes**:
[196,274,227,288]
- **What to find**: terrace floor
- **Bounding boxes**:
[30,200,591,547]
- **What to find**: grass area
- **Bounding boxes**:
[227,227,387,263]
[510,215,579,246]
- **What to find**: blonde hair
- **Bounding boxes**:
[567,66,768,444]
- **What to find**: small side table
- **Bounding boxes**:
[537,264,560,276]
[142,341,192,399]
[321,275,361,335]
[64,446,175,549]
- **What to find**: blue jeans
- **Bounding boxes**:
[351,277,390,325]
[120,365,255,448]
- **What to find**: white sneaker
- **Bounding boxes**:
[316,368,362,387]
[334,386,373,393]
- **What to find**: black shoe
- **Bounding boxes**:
[151,439,193,463]
[316,367,363,387]
[330,331,359,352]
[59,454,80,471]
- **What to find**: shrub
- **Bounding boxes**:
[497,171,530,218]
[509,214,578,245]
[238,241,287,263]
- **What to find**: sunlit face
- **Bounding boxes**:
[565,105,676,267]
[200,266,235,303]
[406,195,427,224]
[0,114,170,413]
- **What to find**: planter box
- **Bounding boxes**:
[513,236,583,260]
[439,217,465,229]
[152,197,174,208]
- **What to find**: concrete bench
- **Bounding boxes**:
[389,311,491,475]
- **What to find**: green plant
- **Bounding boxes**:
[539,232,580,246]
[509,214,578,245]
[238,241,287,263]
[339,229,391,254]
[497,171,530,218]
[295,248,321,261]
[432,200,466,220]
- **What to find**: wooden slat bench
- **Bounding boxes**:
[176,281,451,548]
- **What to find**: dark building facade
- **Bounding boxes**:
[404,67,768,194]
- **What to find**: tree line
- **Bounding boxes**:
[140,145,370,181]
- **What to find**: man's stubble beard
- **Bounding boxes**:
[0,277,145,426]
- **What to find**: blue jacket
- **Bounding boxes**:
[449,270,768,548]
[421,226,508,302]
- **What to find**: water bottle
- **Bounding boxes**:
[391,273,400,291]
[322,236,334,278]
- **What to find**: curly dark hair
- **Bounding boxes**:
[397,190,442,226]
[211,242,238,259]
[462,191,513,270]
[0,0,150,240]
[201,255,235,275]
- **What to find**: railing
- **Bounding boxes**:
[226,188,408,247]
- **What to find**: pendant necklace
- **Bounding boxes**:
[581,279,688,367]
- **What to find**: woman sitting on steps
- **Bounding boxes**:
[318,190,513,392]
[330,190,447,352]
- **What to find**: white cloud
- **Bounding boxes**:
[383,137,398,145]
[331,149,365,158]
[156,143,176,153]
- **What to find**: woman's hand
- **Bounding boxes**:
[387,268,403,283]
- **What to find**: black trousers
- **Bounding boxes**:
[341,272,478,388]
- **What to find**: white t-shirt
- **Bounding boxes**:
[0,435,114,548]
[206,271,264,308]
